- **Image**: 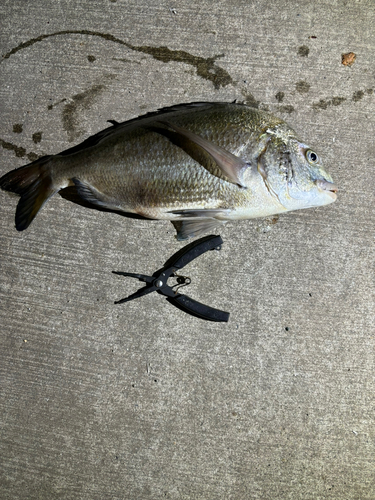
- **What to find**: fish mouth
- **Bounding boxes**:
[316,180,338,200]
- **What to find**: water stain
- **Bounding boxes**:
[122,44,231,89]
[352,90,364,102]
[256,215,279,233]
[298,46,309,57]
[32,131,42,143]
[240,91,260,108]
[352,88,374,100]
[313,96,346,110]
[27,152,39,162]
[1,30,233,88]
[275,91,285,103]
[62,75,116,141]
[1,138,26,157]
[296,81,310,93]
[278,105,294,114]
[313,88,373,110]
[13,124,23,133]
[48,98,67,110]
[0,138,39,161]
[112,57,141,64]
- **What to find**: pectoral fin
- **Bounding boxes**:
[73,178,113,209]
[161,121,250,188]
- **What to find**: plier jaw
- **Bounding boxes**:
[113,235,230,322]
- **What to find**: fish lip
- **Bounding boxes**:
[316,180,338,200]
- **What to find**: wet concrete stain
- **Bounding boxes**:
[298,46,309,57]
[1,138,26,157]
[240,91,260,108]
[353,88,373,101]
[1,30,233,89]
[62,75,116,141]
[32,132,42,143]
[313,88,373,110]
[352,90,364,102]
[63,85,105,141]
[275,91,285,103]
[27,152,39,162]
[112,57,141,64]
[13,124,23,133]
[127,44,232,89]
[296,81,310,93]
[256,215,279,233]
[48,98,67,110]
[313,96,346,110]
[0,138,39,162]
[277,105,295,114]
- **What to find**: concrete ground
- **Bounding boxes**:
[0,1,374,498]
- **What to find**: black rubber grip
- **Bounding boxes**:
[172,235,223,270]
[172,294,229,322]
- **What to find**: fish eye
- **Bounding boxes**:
[306,150,318,164]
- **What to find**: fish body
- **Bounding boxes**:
[0,102,337,239]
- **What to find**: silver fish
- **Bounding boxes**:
[0,102,337,239]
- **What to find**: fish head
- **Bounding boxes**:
[257,127,337,211]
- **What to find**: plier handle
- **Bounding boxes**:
[113,234,229,322]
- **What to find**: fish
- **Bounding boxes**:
[0,102,337,240]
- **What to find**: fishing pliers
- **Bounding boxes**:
[113,234,229,322]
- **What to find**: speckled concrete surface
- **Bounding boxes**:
[0,1,374,498]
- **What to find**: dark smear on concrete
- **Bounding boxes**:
[314,99,328,110]
[0,138,26,157]
[298,46,309,57]
[352,90,364,102]
[275,91,285,103]
[313,96,346,110]
[313,88,373,110]
[296,81,310,93]
[240,91,260,108]
[48,98,67,110]
[278,105,295,114]
[13,124,23,134]
[32,132,42,143]
[120,44,232,89]
[62,84,106,141]
[27,152,40,162]
[1,138,40,161]
[331,97,346,106]
[61,74,116,141]
[87,55,96,62]
[2,30,233,88]
[112,57,141,64]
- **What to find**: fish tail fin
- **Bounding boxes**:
[0,156,58,231]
